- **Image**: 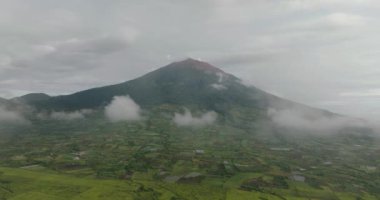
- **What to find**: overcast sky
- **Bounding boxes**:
[0,0,379,120]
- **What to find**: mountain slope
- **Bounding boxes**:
[23,59,337,120]
[27,59,264,111]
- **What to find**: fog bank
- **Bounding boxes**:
[0,106,28,124]
[267,107,366,133]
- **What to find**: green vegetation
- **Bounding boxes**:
[1,60,379,199]
[0,107,379,199]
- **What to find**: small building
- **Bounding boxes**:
[290,174,306,182]
[270,147,291,151]
[289,172,306,182]
[194,150,205,154]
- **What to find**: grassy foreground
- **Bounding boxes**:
[0,167,377,200]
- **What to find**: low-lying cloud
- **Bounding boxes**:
[267,107,365,133]
[36,109,92,120]
[105,96,142,122]
[50,109,92,120]
[0,106,28,124]
[173,109,217,127]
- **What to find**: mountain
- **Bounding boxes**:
[25,59,255,110]
[1,60,378,200]
[22,59,336,119]
[12,93,50,104]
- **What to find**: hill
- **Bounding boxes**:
[12,93,50,104]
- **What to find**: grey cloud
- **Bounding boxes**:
[212,52,279,67]
[55,37,129,54]
[0,36,133,97]
[11,37,129,71]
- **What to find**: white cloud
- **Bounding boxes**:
[105,96,142,122]
[173,108,217,127]
[210,72,228,90]
[267,107,365,133]
[211,83,227,90]
[216,72,225,83]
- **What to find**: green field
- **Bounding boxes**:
[0,105,379,200]
[0,166,377,200]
